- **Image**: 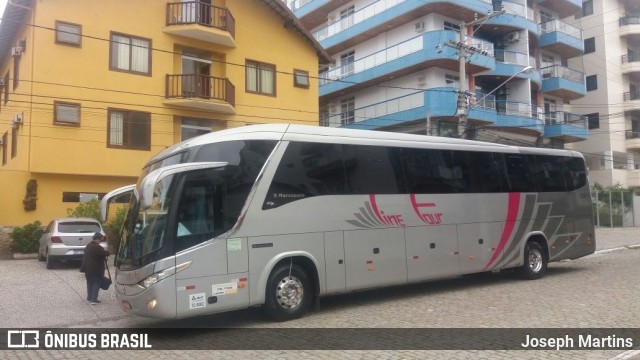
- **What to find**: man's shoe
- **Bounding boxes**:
[90,301,101,305]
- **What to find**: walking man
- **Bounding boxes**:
[80,232,110,304]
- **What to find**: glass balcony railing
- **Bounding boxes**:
[622,53,640,64]
[626,130,640,140]
[624,90,640,101]
[496,0,535,21]
[539,19,582,39]
[540,65,585,83]
[619,16,640,26]
[544,111,587,127]
[494,50,534,66]
[471,92,496,110]
[319,35,422,85]
[312,0,407,41]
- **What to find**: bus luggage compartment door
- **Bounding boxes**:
[344,228,406,291]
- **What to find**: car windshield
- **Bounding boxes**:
[58,222,101,233]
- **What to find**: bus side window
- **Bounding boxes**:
[505,155,535,192]
[342,145,403,194]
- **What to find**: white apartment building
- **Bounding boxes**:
[568,0,640,189]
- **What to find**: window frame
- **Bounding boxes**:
[55,21,82,47]
[586,112,599,129]
[293,69,309,89]
[586,74,598,91]
[11,126,17,159]
[13,53,20,90]
[107,108,151,151]
[3,72,8,105]
[584,37,595,54]
[1,131,6,165]
[54,101,81,126]
[109,32,152,76]
[245,59,276,96]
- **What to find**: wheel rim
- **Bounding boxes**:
[528,246,543,273]
[275,275,304,310]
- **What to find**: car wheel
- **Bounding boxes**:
[264,263,313,322]
[518,241,547,280]
[45,249,56,269]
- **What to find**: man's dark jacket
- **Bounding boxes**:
[81,241,109,278]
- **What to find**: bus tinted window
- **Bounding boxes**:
[505,154,535,192]
[565,157,587,190]
[402,148,458,193]
[265,142,348,209]
[454,151,507,193]
[529,155,567,192]
[343,145,403,194]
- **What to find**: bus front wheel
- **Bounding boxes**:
[264,263,312,321]
[519,241,547,280]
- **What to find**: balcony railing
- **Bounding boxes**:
[544,111,587,127]
[496,100,544,121]
[624,90,640,101]
[289,0,313,11]
[471,92,496,110]
[622,53,640,64]
[319,35,422,85]
[166,1,235,37]
[626,130,640,140]
[312,0,407,41]
[495,0,535,21]
[540,65,585,83]
[495,50,534,66]
[619,16,640,26]
[539,19,582,39]
[165,74,235,106]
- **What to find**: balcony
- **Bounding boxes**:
[310,0,492,53]
[319,30,495,98]
[540,65,586,100]
[625,130,640,150]
[324,87,498,130]
[534,0,581,18]
[539,20,583,59]
[480,50,541,86]
[495,100,544,135]
[163,1,236,47]
[624,91,640,112]
[163,74,236,114]
[622,53,640,75]
[619,17,640,37]
[543,111,588,142]
[485,1,538,36]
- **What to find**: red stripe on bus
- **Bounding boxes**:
[483,192,521,270]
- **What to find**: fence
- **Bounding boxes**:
[591,190,635,227]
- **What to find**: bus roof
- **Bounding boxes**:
[148,124,582,165]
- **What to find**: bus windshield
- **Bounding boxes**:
[117,139,278,268]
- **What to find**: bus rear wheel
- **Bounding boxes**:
[264,263,312,322]
[519,241,547,280]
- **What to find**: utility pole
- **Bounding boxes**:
[441,10,504,138]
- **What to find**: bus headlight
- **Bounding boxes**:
[139,261,192,288]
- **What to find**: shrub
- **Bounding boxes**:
[104,206,127,253]
[66,199,100,219]
[10,220,44,254]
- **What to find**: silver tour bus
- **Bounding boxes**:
[100,124,595,321]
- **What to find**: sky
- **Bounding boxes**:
[0,1,6,18]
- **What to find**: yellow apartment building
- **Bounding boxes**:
[0,0,330,226]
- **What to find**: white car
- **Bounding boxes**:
[38,217,107,269]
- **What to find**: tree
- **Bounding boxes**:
[66,199,100,219]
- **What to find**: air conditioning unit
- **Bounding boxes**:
[506,31,520,43]
[415,21,425,32]
[0,79,4,86]
[328,103,338,114]
[416,75,426,86]
[13,114,23,125]
[11,47,22,56]
[0,138,3,145]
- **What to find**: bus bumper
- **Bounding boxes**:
[115,278,177,319]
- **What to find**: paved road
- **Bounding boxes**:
[1,227,639,359]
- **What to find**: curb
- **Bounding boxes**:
[12,253,38,260]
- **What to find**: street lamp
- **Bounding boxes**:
[460,65,535,138]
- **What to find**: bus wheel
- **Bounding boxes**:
[264,263,312,321]
[519,241,547,280]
